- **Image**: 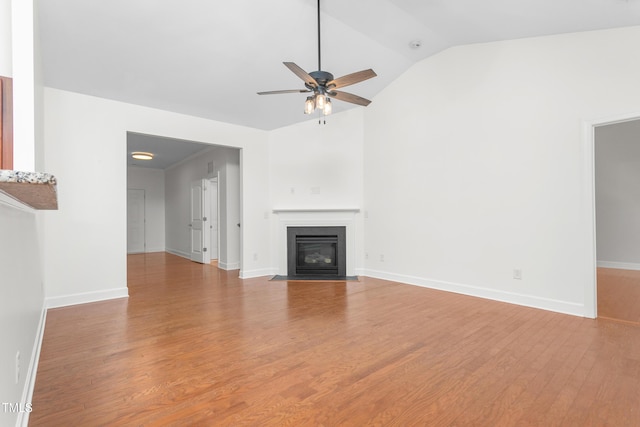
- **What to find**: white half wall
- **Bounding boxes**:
[363,26,640,317]
[43,88,270,303]
[127,166,166,253]
[0,199,45,427]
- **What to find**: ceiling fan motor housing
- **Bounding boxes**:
[308,70,335,89]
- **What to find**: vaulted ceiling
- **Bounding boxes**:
[38,0,640,132]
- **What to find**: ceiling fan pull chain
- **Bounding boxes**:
[318,108,326,125]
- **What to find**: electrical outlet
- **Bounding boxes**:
[513,269,522,280]
[15,351,20,384]
[380,254,385,262]
[253,253,258,261]
[365,253,369,259]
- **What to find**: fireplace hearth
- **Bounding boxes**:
[287,226,346,278]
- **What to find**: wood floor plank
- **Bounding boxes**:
[29,253,640,426]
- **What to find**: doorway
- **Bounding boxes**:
[594,118,640,324]
[126,132,241,270]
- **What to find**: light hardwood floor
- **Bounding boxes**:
[30,253,640,426]
[597,267,640,325]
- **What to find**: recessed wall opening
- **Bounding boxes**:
[594,118,640,325]
[126,132,242,272]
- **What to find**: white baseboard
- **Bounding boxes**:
[166,248,191,260]
[240,268,274,279]
[45,287,129,309]
[145,247,165,253]
[165,249,240,271]
[597,260,640,271]
[219,261,240,271]
[363,269,585,317]
[128,249,166,255]
[16,304,47,427]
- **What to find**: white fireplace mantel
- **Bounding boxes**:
[272,208,360,276]
[272,207,360,214]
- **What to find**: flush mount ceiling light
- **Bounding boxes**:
[131,151,154,160]
[257,0,376,121]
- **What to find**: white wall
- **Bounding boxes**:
[363,26,640,317]
[127,166,165,253]
[164,144,241,269]
[268,109,364,210]
[43,88,270,307]
[595,119,640,269]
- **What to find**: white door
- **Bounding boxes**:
[127,189,145,254]
[190,179,210,264]
[209,179,218,260]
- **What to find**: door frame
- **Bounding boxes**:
[208,174,220,261]
[583,111,640,318]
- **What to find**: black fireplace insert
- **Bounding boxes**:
[287,226,346,278]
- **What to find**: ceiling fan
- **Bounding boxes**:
[257,0,377,117]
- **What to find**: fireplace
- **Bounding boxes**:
[287,226,346,278]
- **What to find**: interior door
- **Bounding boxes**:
[190,179,210,264]
[127,189,145,254]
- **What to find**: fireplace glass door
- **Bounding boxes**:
[296,236,338,275]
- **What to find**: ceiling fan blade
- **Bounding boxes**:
[329,90,372,106]
[283,62,317,88]
[257,89,311,95]
[327,69,377,89]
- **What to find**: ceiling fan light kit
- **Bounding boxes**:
[258,0,376,122]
